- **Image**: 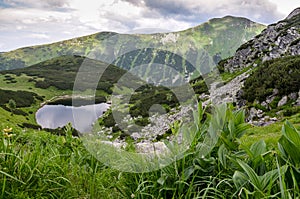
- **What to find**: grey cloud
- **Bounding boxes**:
[3,0,69,9]
[123,0,285,24]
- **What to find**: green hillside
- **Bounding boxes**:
[0,16,265,71]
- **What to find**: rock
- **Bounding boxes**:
[131,132,141,140]
[273,88,279,96]
[248,107,264,122]
[236,89,244,99]
[296,90,300,106]
[266,95,275,104]
[249,107,258,120]
[270,117,278,122]
[257,109,264,118]
[237,99,247,108]
[278,96,288,107]
[199,93,210,101]
[286,8,300,20]
[289,92,298,100]
[224,8,300,73]
[209,70,250,105]
[261,101,269,109]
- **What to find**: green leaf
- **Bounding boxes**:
[283,121,300,146]
[250,140,267,159]
[233,171,249,190]
[237,159,262,190]
[260,166,287,191]
[218,144,228,168]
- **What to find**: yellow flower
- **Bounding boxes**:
[3,132,15,138]
[3,127,13,133]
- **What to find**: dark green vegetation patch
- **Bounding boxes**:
[0,89,41,107]
[1,55,128,94]
[243,55,300,102]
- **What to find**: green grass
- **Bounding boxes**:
[0,104,300,198]
[241,113,300,148]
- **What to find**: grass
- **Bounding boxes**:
[241,113,300,148]
[0,103,299,198]
[0,127,122,199]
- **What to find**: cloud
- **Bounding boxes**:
[2,0,69,9]
[122,0,284,24]
[27,33,50,39]
[0,0,295,51]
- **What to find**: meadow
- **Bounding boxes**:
[0,104,300,198]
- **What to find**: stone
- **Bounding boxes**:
[278,96,288,107]
[289,92,298,100]
[270,117,278,122]
[272,88,279,96]
[266,95,275,104]
[261,101,269,109]
[296,90,300,106]
[224,8,300,73]
[131,132,141,140]
[286,8,300,20]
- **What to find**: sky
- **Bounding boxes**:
[0,0,299,52]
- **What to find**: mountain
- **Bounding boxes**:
[0,16,265,72]
[222,7,300,72]
[211,8,300,125]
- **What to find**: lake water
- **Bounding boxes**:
[36,103,110,133]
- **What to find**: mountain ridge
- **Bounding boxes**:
[0,16,265,71]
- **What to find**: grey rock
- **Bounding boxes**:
[224,8,300,73]
[261,101,269,109]
[296,90,300,106]
[270,117,278,122]
[272,88,279,96]
[286,8,300,20]
[278,96,288,107]
[289,92,298,100]
[266,95,275,104]
[209,70,250,105]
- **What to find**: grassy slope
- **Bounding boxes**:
[0,55,133,132]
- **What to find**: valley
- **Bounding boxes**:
[0,8,300,199]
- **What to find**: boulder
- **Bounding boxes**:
[278,96,288,107]
[289,92,298,101]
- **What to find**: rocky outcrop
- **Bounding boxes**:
[224,8,300,72]
[207,70,251,106]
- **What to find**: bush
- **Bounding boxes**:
[243,55,300,102]
[0,89,40,107]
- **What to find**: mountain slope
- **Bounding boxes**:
[223,7,300,72]
[211,8,300,124]
[0,16,265,71]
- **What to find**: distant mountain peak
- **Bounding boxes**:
[286,7,300,20]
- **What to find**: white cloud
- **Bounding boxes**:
[27,33,50,39]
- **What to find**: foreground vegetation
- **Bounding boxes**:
[1,104,299,198]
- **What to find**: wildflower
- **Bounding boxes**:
[131,193,135,198]
[3,127,13,133]
[3,132,15,138]
[2,127,15,138]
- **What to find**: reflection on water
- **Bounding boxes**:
[36,103,110,133]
